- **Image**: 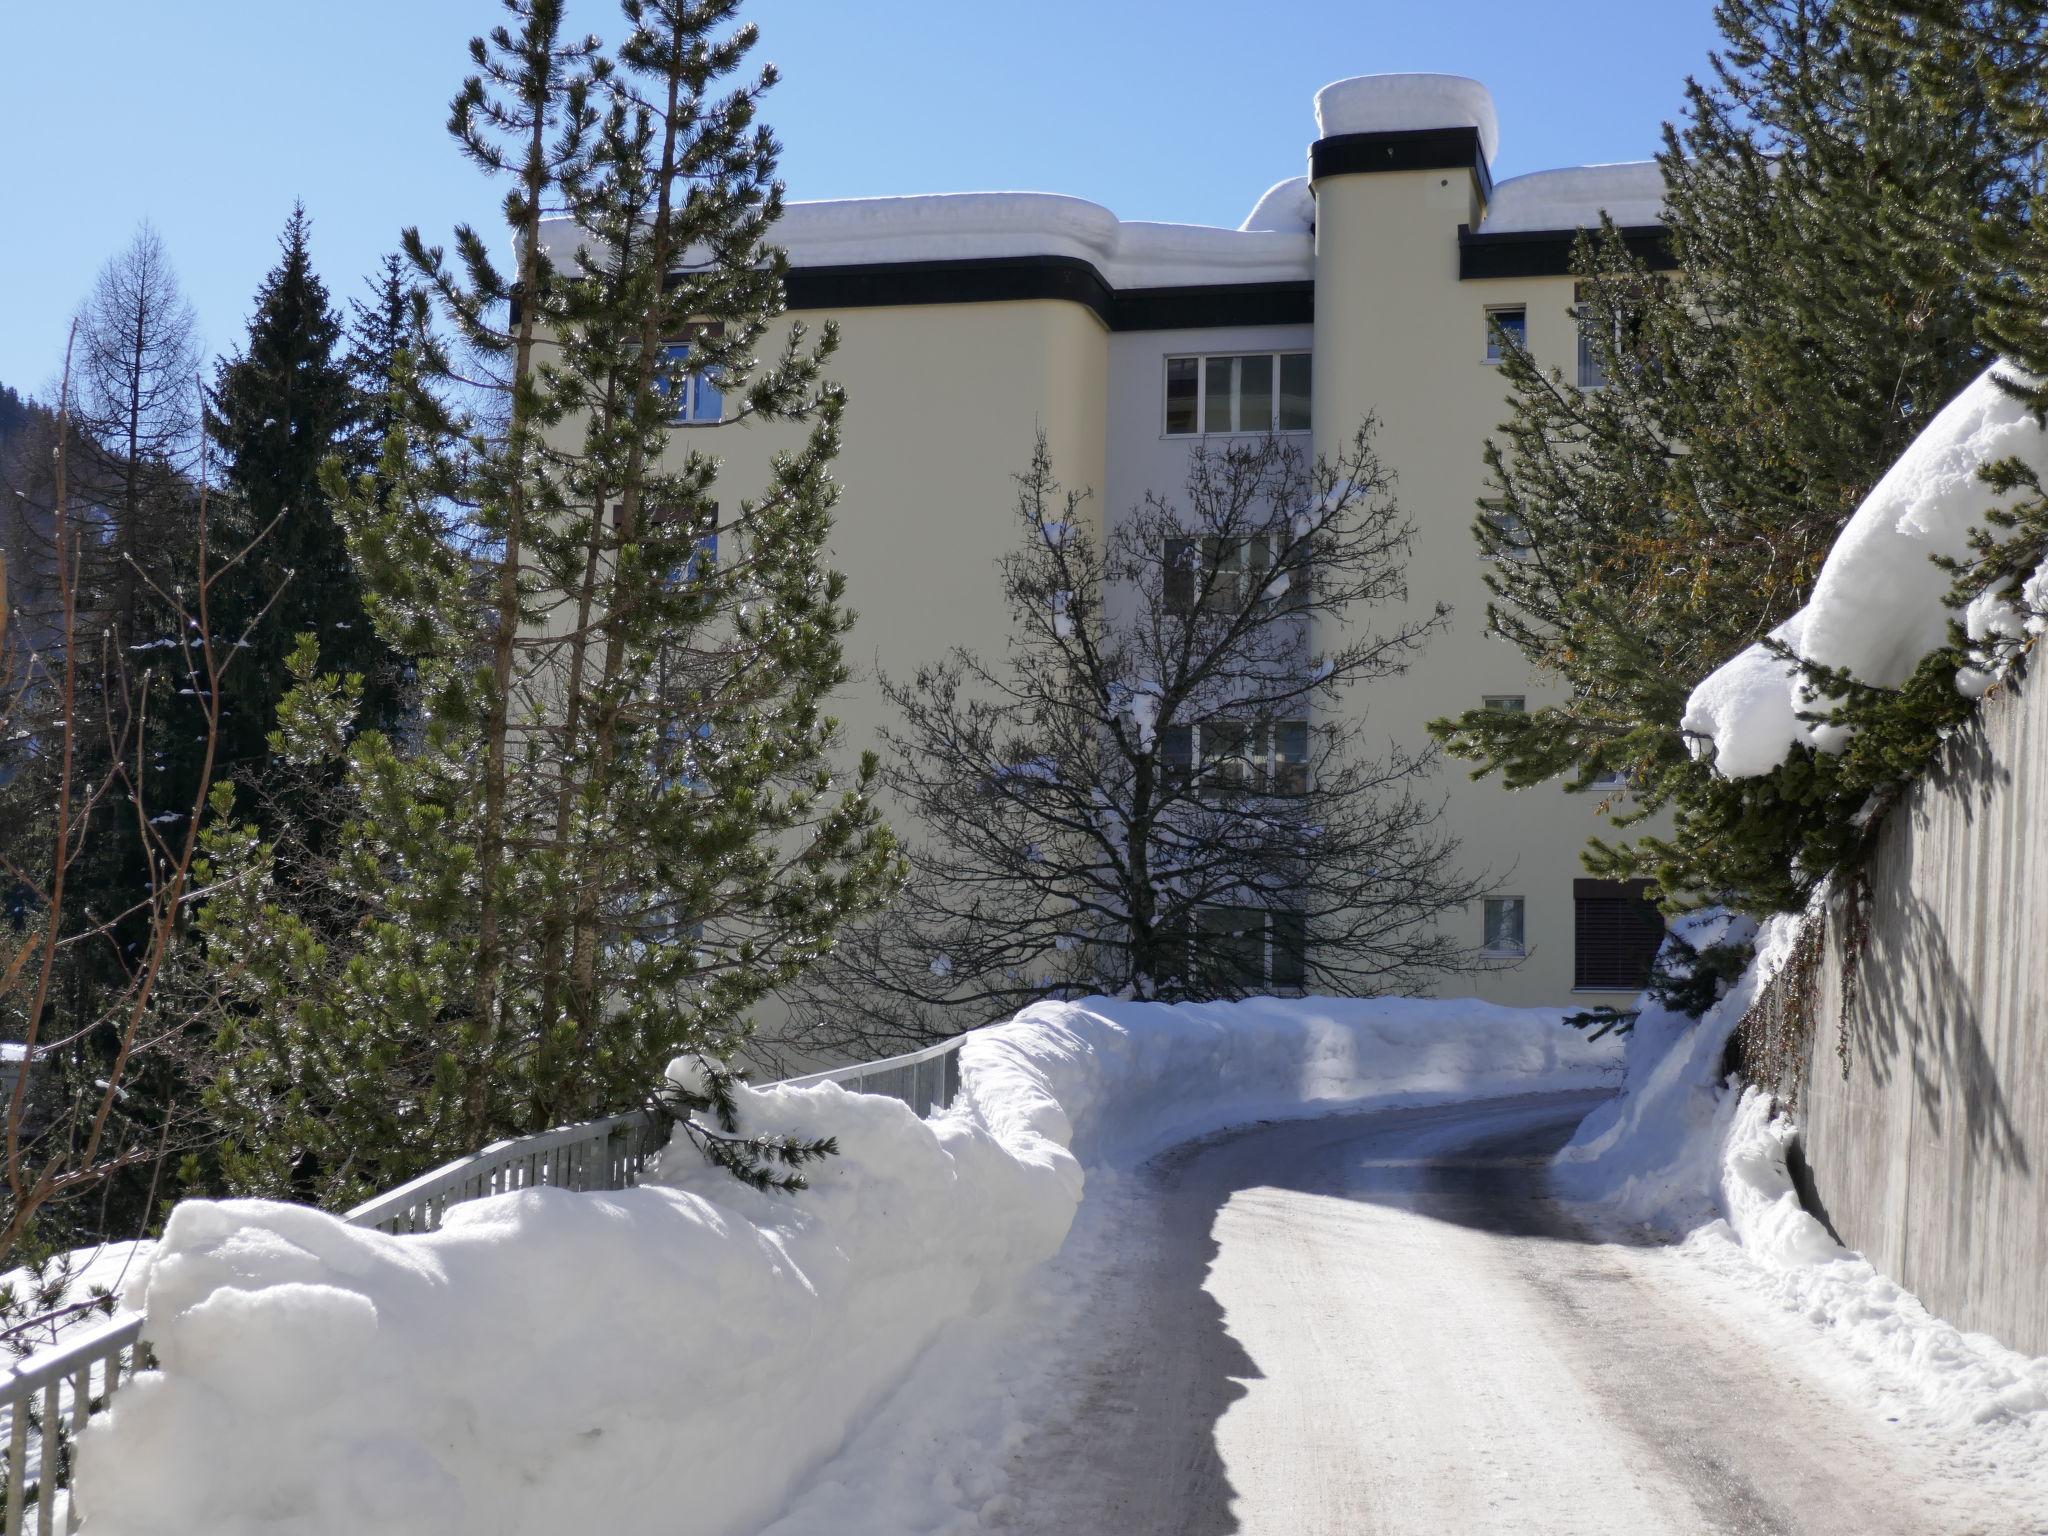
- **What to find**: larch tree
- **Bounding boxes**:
[780,429,1491,1056]
[197,0,898,1206]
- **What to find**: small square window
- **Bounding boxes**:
[1482,695,1527,713]
[1481,509,1534,563]
[1483,896,1526,956]
[1485,306,1527,364]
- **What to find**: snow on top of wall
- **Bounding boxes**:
[1477,161,1667,235]
[1314,73,1500,166]
[1683,363,2048,779]
[536,191,1314,292]
[1240,175,1314,234]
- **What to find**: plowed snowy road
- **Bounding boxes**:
[1003,1092,2007,1536]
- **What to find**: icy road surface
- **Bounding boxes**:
[1004,1092,2016,1536]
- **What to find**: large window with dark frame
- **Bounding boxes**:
[1165,351,1312,436]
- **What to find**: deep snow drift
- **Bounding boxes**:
[1554,919,2048,1508]
[1683,361,2048,777]
[78,996,1617,1536]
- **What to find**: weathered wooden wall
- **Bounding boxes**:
[1793,672,2047,1356]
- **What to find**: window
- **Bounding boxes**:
[658,337,724,424]
[1482,895,1526,956]
[1158,720,1310,795]
[1201,720,1254,790]
[1481,509,1534,563]
[1164,352,1312,436]
[1164,532,1299,613]
[1484,306,1527,364]
[1192,906,1307,993]
[1574,878,1665,990]
[1482,694,1526,714]
[1272,720,1310,795]
[1575,282,1611,390]
[1160,723,1194,785]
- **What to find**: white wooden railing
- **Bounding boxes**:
[0,1034,970,1532]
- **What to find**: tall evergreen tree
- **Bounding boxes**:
[206,206,405,806]
[1429,0,2039,913]
[198,0,899,1205]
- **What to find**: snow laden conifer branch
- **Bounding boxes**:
[779,426,1496,1055]
[657,1056,837,1194]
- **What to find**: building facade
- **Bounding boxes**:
[547,73,1675,1011]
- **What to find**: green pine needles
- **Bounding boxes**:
[1430,0,2045,918]
[197,0,899,1207]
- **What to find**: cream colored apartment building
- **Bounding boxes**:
[548,73,1675,1011]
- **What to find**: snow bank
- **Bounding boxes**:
[1555,921,2048,1483]
[1684,363,2048,778]
[1552,908,1776,1227]
[78,995,1616,1536]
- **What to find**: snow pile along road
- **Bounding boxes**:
[1682,361,2048,777]
[1554,919,2048,1506]
[76,996,1617,1536]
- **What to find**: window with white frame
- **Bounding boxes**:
[1164,532,1305,613]
[1480,508,1534,562]
[1192,905,1308,992]
[1483,895,1526,956]
[658,333,724,424]
[1165,352,1312,436]
[1482,694,1526,713]
[1484,306,1527,364]
[1157,719,1311,794]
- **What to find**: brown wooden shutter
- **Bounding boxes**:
[1573,878,1665,991]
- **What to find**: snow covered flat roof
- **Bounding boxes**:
[1477,163,1667,236]
[533,76,1663,296]
[540,192,1315,291]
[1315,74,1501,167]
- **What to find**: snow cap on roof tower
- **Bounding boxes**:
[1313,74,1500,167]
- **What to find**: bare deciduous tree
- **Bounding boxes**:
[780,426,1497,1056]
[0,333,279,1308]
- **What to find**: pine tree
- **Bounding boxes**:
[198,0,899,1205]
[205,207,407,821]
[1428,0,2038,913]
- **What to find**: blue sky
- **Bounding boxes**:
[0,0,1721,398]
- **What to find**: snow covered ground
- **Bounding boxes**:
[1554,916,2048,1526]
[75,995,1614,1536]
[64,977,2048,1532]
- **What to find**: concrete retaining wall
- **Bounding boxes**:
[1792,672,2047,1356]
